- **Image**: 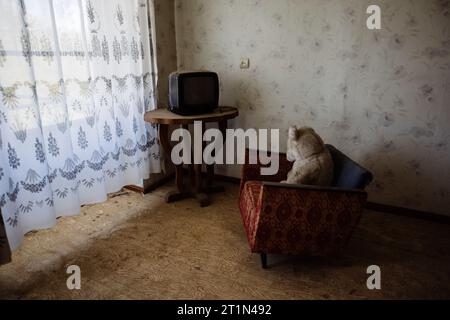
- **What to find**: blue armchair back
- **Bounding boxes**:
[326,145,373,190]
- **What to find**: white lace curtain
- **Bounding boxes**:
[0,0,161,254]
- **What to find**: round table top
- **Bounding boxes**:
[144,106,239,125]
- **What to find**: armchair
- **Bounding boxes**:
[239,145,373,268]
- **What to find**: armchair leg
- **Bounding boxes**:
[260,253,268,269]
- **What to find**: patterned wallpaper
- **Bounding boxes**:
[173,0,450,215]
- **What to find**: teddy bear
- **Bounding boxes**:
[282,126,334,186]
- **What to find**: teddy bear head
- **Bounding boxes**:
[286,126,326,161]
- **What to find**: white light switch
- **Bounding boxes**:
[240,58,250,69]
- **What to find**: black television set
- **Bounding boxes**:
[168,71,219,115]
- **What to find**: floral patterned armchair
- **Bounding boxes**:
[239,145,373,268]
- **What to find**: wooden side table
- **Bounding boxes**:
[144,106,239,207]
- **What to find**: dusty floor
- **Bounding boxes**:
[0,182,449,299]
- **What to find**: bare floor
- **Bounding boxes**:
[0,183,449,299]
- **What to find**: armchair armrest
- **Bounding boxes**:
[262,181,367,195]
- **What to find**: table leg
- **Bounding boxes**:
[159,124,189,203]
[194,163,209,207]
[193,122,210,207]
[205,120,227,193]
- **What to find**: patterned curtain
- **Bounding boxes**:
[0,0,161,256]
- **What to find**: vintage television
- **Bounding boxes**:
[168,71,219,115]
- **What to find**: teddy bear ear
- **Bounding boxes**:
[288,126,298,138]
[299,126,314,132]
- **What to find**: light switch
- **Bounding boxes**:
[240,58,250,69]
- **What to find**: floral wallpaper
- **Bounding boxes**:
[174,0,450,215]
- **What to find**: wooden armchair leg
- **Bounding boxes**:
[260,253,268,269]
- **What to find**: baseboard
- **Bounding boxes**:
[130,171,450,224]
[143,172,175,194]
[124,185,145,193]
[365,202,450,224]
[124,172,176,194]
[214,174,450,224]
[215,174,241,184]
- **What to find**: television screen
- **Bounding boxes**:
[168,71,219,115]
[183,76,216,107]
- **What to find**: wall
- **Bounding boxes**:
[143,0,178,188]
[173,0,450,215]
[154,0,177,106]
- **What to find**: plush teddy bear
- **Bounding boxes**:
[282,126,334,186]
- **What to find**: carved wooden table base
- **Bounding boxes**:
[144,107,238,207]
